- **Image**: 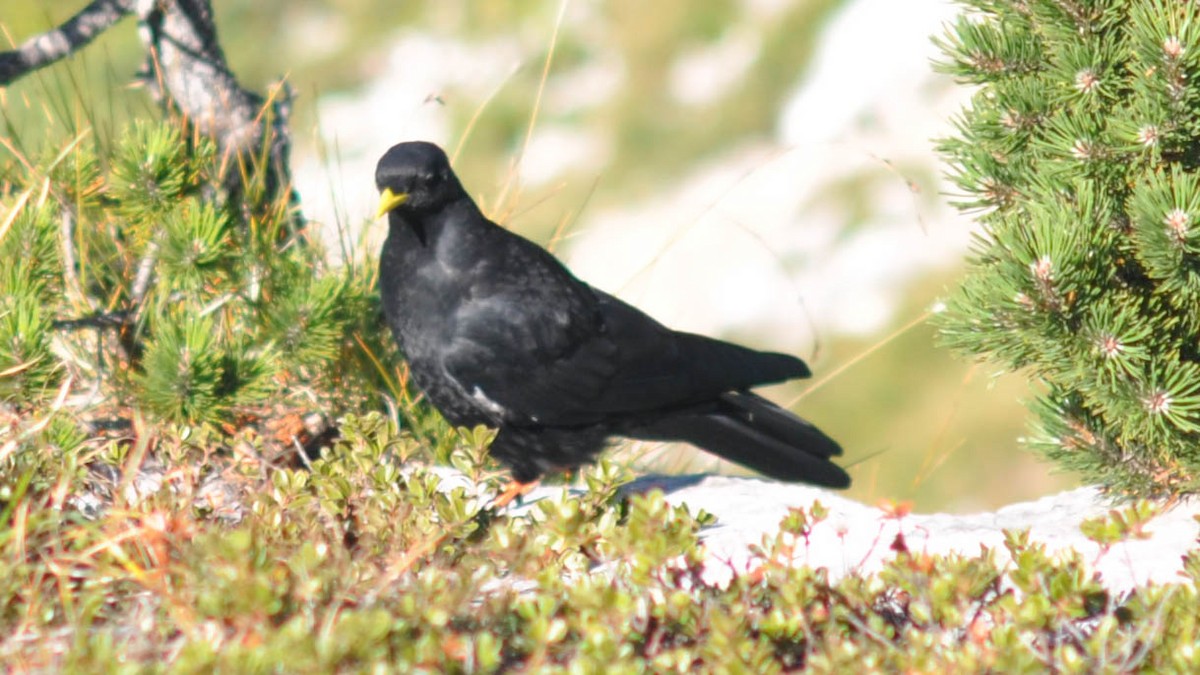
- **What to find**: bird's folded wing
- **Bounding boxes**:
[438,290,616,426]
[440,288,811,427]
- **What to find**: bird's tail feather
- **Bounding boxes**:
[633,391,849,488]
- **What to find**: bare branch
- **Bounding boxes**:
[0,0,135,86]
[52,312,129,332]
[2,0,300,220]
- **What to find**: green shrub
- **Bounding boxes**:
[0,120,386,424]
[936,0,1200,495]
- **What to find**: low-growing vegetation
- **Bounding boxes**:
[3,412,1200,671]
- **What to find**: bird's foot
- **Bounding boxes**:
[490,479,539,509]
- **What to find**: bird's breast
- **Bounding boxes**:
[381,234,455,321]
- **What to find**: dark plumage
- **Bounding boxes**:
[375,141,849,488]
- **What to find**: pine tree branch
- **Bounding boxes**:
[1,0,299,215]
[0,0,136,86]
[134,0,298,213]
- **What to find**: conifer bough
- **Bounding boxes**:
[936,1,1200,495]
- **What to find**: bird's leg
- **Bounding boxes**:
[490,479,539,509]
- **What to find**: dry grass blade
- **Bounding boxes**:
[0,186,33,242]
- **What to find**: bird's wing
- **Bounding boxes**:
[440,282,810,427]
[438,281,617,426]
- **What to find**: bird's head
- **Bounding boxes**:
[375,141,464,218]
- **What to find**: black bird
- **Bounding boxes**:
[375,141,849,491]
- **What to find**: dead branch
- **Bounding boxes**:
[0,0,135,86]
[0,0,298,216]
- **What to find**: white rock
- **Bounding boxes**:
[516,475,1199,592]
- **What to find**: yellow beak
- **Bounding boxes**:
[376,188,409,219]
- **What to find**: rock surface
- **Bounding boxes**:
[517,475,1199,592]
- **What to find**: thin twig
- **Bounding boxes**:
[129,236,161,313]
[58,207,90,308]
[51,312,128,332]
